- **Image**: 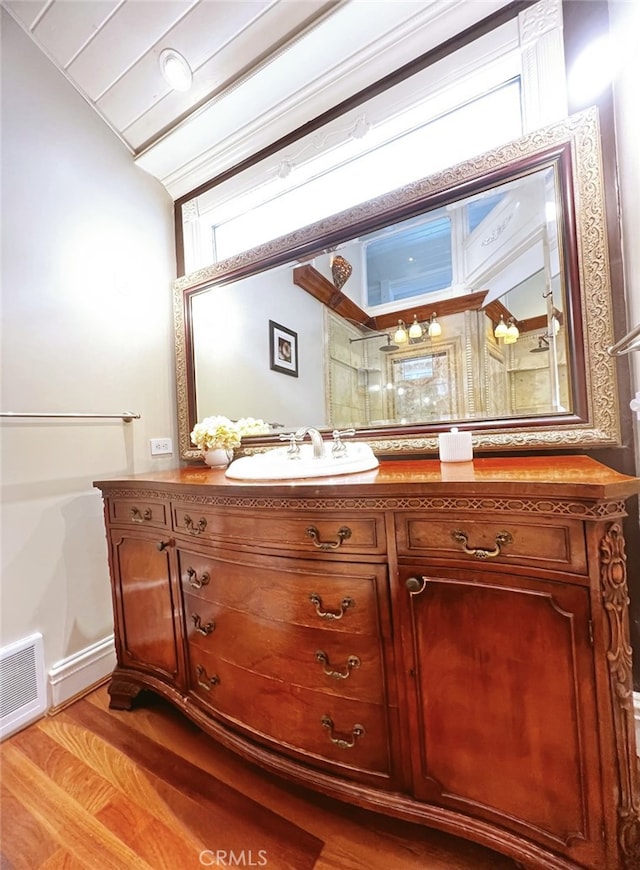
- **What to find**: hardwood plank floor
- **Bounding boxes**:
[1,686,519,869]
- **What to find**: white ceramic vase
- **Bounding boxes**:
[203,447,233,468]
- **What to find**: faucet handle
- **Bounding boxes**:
[279,432,301,456]
[332,428,356,456]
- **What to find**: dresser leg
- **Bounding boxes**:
[107,675,144,710]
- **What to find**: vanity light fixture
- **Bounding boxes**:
[409,315,423,339]
[159,48,193,92]
[494,315,508,340]
[504,319,520,345]
[395,314,442,345]
[427,313,442,338]
[394,320,408,344]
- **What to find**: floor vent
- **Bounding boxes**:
[0,633,46,740]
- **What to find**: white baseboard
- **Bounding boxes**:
[48,635,116,709]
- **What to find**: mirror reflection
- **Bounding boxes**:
[191,164,569,433]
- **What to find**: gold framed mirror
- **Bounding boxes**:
[174,108,619,461]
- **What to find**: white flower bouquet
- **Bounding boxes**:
[190,415,269,451]
[235,417,271,438]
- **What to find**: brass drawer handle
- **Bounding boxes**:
[187,567,210,589]
[451,529,513,559]
[130,506,152,524]
[309,593,354,620]
[156,539,174,551]
[192,614,215,636]
[315,650,360,680]
[306,525,352,550]
[183,515,207,535]
[321,715,365,749]
[195,664,219,691]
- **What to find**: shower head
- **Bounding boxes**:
[379,335,399,352]
[349,332,398,352]
[530,335,550,353]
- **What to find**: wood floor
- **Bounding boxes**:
[1,685,519,869]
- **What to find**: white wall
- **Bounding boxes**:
[192,264,326,429]
[610,0,640,470]
[0,11,176,704]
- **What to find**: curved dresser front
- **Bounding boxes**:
[95,456,640,870]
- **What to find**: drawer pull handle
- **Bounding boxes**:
[195,664,219,691]
[130,507,152,524]
[183,515,207,535]
[306,525,352,550]
[309,593,354,620]
[451,529,513,559]
[187,567,210,589]
[192,614,215,636]
[321,715,365,749]
[315,650,360,680]
[156,539,173,551]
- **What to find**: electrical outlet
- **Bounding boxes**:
[150,438,173,456]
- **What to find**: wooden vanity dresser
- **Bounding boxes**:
[95,455,640,869]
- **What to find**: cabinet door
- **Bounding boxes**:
[401,566,604,868]
[110,530,183,683]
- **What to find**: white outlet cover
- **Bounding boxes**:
[150,438,173,455]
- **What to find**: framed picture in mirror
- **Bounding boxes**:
[269,320,298,377]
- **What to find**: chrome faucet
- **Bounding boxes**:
[294,426,326,459]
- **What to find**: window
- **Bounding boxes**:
[365,211,453,306]
[210,80,522,264]
[467,192,507,233]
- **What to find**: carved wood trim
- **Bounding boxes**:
[293,264,376,328]
[600,522,640,868]
[373,291,490,329]
[293,265,494,333]
[519,313,549,333]
[102,489,626,519]
[484,299,515,328]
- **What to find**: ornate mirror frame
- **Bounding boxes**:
[174,109,620,461]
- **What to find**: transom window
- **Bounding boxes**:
[211,80,522,265]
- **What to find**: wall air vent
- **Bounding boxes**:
[0,633,46,740]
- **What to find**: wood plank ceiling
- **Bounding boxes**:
[2,0,514,197]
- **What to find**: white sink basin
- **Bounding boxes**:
[225,442,379,480]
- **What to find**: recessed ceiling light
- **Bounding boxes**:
[159,48,193,92]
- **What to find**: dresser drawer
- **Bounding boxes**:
[172,505,385,555]
[177,547,385,636]
[395,513,587,574]
[108,497,169,530]
[183,592,384,703]
[188,651,391,777]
